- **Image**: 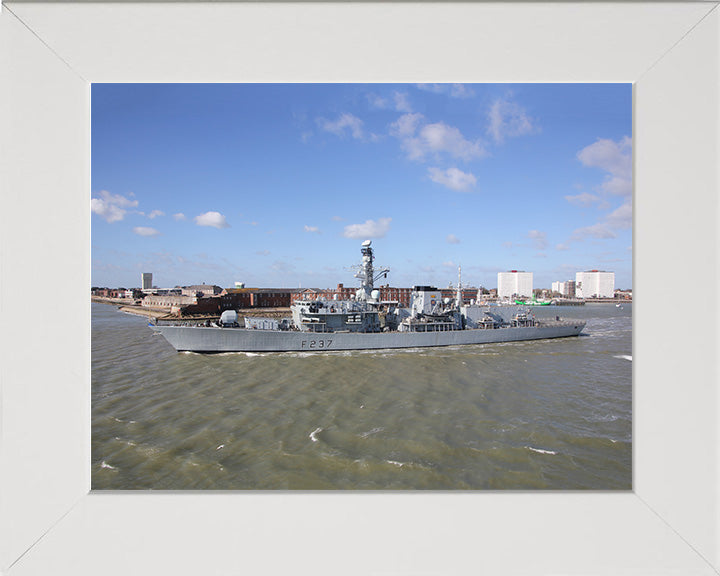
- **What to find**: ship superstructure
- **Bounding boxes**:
[150,241,585,352]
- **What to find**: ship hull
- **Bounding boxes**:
[151,321,585,353]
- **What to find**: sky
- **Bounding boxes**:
[91,83,632,291]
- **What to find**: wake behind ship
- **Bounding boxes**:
[150,241,585,352]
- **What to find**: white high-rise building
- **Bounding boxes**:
[141,272,153,291]
[497,270,533,299]
[575,270,614,298]
[552,280,576,298]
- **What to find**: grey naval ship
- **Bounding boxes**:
[150,240,585,353]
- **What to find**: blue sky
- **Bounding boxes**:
[91,83,632,291]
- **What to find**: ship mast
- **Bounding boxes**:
[354,240,389,301]
[456,264,462,308]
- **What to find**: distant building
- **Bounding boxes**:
[123,289,144,299]
[497,271,533,299]
[141,272,153,291]
[142,294,196,309]
[93,288,122,298]
[575,270,615,298]
[178,297,222,316]
[181,284,222,297]
[552,280,576,298]
[290,285,355,304]
[142,288,181,296]
[290,284,414,307]
[440,287,480,305]
[378,285,413,307]
[220,288,292,309]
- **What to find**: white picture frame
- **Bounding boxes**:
[1,2,718,574]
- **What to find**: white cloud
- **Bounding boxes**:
[449,84,475,98]
[527,230,548,250]
[173,213,187,221]
[428,167,477,191]
[256,250,271,256]
[133,226,160,237]
[343,217,392,239]
[577,136,632,197]
[372,91,413,112]
[91,190,138,223]
[390,113,423,139]
[416,84,475,98]
[420,122,485,161]
[605,200,633,230]
[331,216,344,222]
[391,113,486,162]
[304,225,320,233]
[563,137,633,246]
[564,192,601,206]
[570,201,632,242]
[487,98,538,144]
[571,223,617,241]
[577,136,632,179]
[317,113,364,140]
[446,234,460,244]
[368,94,388,109]
[599,175,632,197]
[194,211,230,229]
[416,84,446,94]
[147,210,164,219]
[393,92,412,113]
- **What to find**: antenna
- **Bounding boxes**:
[354,240,390,301]
[456,264,462,308]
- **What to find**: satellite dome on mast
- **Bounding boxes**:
[353,239,389,302]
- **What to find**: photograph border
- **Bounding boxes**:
[1,2,718,574]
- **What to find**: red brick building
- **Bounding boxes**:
[220,288,291,310]
[290,283,414,307]
[440,288,482,305]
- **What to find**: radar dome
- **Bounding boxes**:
[220,310,238,325]
[371,289,380,300]
[362,239,372,247]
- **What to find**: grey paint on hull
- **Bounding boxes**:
[151,321,585,352]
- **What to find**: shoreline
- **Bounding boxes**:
[91,296,292,320]
[92,295,627,322]
[91,297,172,319]
[118,306,172,319]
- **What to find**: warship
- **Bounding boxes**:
[150,240,585,352]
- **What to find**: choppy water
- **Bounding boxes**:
[92,302,632,490]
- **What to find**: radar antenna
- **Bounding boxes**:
[353,240,390,301]
[456,265,463,308]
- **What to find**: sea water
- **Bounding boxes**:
[92,302,632,490]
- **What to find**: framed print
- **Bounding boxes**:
[1,2,718,575]
[89,81,632,492]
